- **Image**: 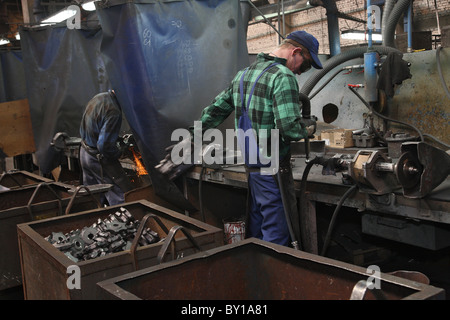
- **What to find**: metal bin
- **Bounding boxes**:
[97,238,445,300]
[0,182,108,291]
[0,170,53,191]
[17,200,223,299]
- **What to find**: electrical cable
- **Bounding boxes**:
[298,156,323,250]
[424,133,450,150]
[348,85,424,142]
[199,166,206,222]
[368,113,387,145]
[320,184,358,257]
[276,170,300,250]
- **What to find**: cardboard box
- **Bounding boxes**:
[320,129,354,148]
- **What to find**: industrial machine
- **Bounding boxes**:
[314,141,450,199]
[50,132,151,188]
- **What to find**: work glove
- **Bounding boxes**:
[116,136,128,157]
[300,116,317,138]
[155,136,195,180]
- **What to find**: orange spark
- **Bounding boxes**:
[130,147,148,176]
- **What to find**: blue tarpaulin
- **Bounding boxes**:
[96,0,249,168]
[20,26,111,173]
[17,0,249,211]
[19,0,248,178]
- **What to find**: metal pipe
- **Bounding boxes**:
[246,0,285,40]
[434,0,441,35]
[327,11,341,56]
[407,3,413,52]
[322,0,341,56]
[300,45,401,98]
[277,0,281,44]
[375,162,395,172]
[276,0,286,43]
[367,0,373,49]
[364,51,378,102]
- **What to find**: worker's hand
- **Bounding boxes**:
[306,125,316,137]
[300,116,317,138]
[165,136,195,164]
[116,136,129,156]
[155,153,177,176]
[155,136,194,179]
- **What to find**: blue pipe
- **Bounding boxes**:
[367,0,373,49]
[321,0,341,57]
[407,3,413,52]
[364,51,378,102]
[365,0,377,102]
[327,12,341,56]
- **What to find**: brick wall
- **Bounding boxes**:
[247,0,450,54]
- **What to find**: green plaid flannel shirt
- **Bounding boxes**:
[197,53,308,160]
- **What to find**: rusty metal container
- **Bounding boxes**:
[0,182,107,291]
[97,238,445,300]
[17,200,223,300]
[0,170,52,191]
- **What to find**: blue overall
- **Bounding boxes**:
[238,64,290,246]
[80,147,125,206]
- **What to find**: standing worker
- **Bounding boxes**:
[80,90,132,206]
[158,31,323,247]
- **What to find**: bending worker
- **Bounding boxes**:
[80,90,132,205]
[159,31,323,247]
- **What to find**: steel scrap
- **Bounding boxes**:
[45,207,161,262]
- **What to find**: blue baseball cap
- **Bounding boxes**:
[286,31,323,69]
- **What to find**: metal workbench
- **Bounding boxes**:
[185,155,450,254]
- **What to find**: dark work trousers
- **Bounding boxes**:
[80,147,125,206]
[246,158,299,247]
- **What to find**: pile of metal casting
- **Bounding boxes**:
[45,207,161,262]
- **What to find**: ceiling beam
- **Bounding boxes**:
[249,0,310,20]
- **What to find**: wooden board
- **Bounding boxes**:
[0,99,36,157]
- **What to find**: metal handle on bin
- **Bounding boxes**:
[129,213,170,271]
[27,182,63,220]
[349,280,387,300]
[156,225,202,265]
[64,185,102,215]
[0,172,23,188]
